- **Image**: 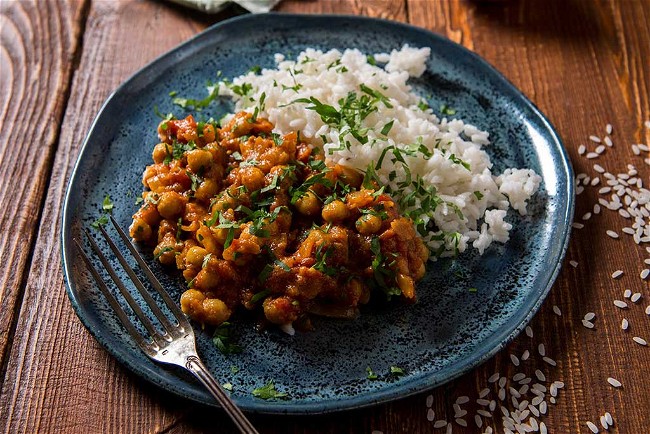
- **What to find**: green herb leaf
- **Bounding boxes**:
[91,215,109,229]
[390,366,405,376]
[440,104,457,116]
[366,366,378,380]
[380,120,394,136]
[222,382,233,392]
[250,289,271,303]
[252,380,289,400]
[153,246,174,260]
[102,195,114,212]
[212,322,242,355]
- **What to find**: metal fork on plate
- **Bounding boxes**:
[74,215,259,434]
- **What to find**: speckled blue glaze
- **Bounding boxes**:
[61,14,574,414]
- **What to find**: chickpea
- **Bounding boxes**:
[180,289,205,317]
[187,149,213,173]
[294,191,321,216]
[185,246,208,268]
[157,191,185,219]
[152,143,170,164]
[194,179,219,202]
[355,214,382,235]
[129,218,152,241]
[322,199,348,223]
[194,268,219,290]
[202,298,231,325]
[240,166,266,192]
[201,123,216,143]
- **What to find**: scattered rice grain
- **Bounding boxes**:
[624,289,632,298]
[538,343,546,356]
[521,350,530,361]
[606,124,613,134]
[611,270,624,279]
[606,230,619,239]
[543,356,556,366]
[595,145,606,154]
[455,396,469,405]
[589,135,601,143]
[631,292,642,302]
[621,318,629,330]
[600,415,609,430]
[427,408,435,421]
[426,394,434,408]
[477,409,491,418]
[604,136,613,147]
[535,369,545,382]
[479,388,490,398]
[586,421,599,433]
[613,300,628,309]
[605,412,613,425]
[488,372,500,383]
[607,377,622,388]
[578,144,586,155]
[455,418,467,427]
[584,312,596,321]
[641,269,650,280]
[569,260,578,268]
[586,152,599,159]
[632,336,647,346]
[434,419,447,428]
[582,319,595,329]
[474,414,482,428]
[553,305,562,316]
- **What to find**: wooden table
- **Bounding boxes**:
[1,0,649,432]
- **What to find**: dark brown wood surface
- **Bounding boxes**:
[1,0,649,433]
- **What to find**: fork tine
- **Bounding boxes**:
[95,224,178,335]
[83,229,169,347]
[74,238,156,355]
[109,215,191,329]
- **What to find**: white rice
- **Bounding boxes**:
[221,46,541,257]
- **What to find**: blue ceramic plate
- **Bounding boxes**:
[61,14,574,414]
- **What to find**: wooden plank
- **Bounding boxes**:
[278,0,406,18]
[0,0,88,374]
[0,1,240,432]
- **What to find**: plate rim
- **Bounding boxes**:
[61,12,575,414]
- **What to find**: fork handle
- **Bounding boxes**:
[186,356,260,434]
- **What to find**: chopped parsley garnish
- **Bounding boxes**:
[172,81,220,111]
[366,55,377,66]
[448,153,471,170]
[473,191,484,200]
[91,215,109,229]
[102,195,114,212]
[250,289,271,303]
[380,119,394,136]
[153,246,174,259]
[252,380,289,400]
[390,366,405,376]
[366,366,378,380]
[249,65,262,74]
[469,287,478,293]
[222,382,233,392]
[212,322,242,354]
[417,100,430,111]
[440,104,457,116]
[230,365,240,374]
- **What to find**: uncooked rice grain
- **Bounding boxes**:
[605,412,613,425]
[434,420,447,428]
[632,336,647,346]
[631,292,642,302]
[641,269,650,280]
[607,377,622,388]
[586,421,599,433]
[611,270,624,278]
[613,300,628,309]
[553,305,562,316]
[590,135,601,143]
[621,318,629,330]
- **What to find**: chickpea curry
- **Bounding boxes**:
[130,111,429,330]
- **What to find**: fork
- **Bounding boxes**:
[74,215,259,434]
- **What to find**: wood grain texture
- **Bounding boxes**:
[1,0,649,433]
[0,0,88,375]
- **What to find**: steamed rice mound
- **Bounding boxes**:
[219,45,542,257]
